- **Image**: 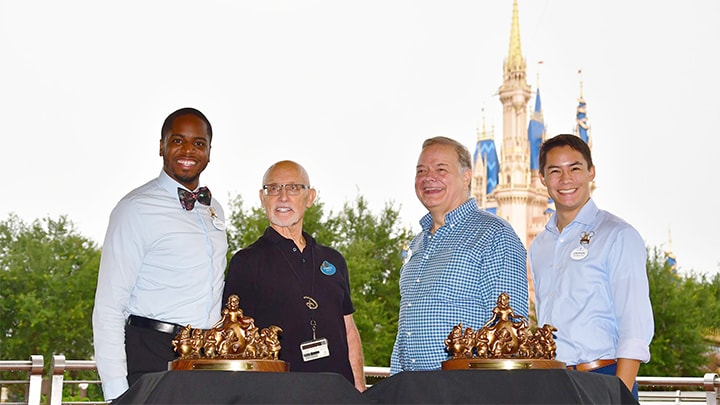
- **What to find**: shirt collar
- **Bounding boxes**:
[546,198,598,233]
[419,198,477,231]
[158,170,184,197]
[263,226,317,249]
[158,169,208,195]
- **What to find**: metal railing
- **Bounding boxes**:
[1,357,718,404]
[47,355,107,405]
[637,374,720,404]
[0,355,43,405]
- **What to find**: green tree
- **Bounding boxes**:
[0,214,101,400]
[640,247,713,376]
[225,195,269,255]
[333,196,410,366]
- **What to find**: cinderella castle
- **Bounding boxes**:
[469,0,592,250]
[469,0,592,299]
[471,1,677,295]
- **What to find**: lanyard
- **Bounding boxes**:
[274,241,319,338]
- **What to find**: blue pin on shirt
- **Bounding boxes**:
[320,260,336,276]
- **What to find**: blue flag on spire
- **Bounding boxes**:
[528,89,544,170]
[577,98,589,143]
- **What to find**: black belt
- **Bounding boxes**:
[126,315,184,335]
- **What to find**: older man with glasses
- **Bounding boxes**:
[222,160,366,392]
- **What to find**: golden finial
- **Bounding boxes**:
[506,0,525,71]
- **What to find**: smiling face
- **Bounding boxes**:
[260,161,316,235]
[540,144,595,227]
[415,143,471,220]
[159,113,211,190]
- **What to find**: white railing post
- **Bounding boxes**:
[27,355,44,405]
[47,355,66,405]
[703,372,719,405]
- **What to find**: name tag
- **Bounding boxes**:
[300,338,330,362]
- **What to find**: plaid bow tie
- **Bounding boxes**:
[177,187,212,211]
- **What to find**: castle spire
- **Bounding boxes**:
[575,69,591,145]
[507,0,525,74]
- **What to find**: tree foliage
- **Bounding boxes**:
[0,214,101,400]
[640,247,720,376]
[332,196,410,366]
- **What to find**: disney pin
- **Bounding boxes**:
[208,207,226,231]
[570,231,594,261]
[320,260,336,276]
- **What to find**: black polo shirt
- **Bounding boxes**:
[223,227,355,383]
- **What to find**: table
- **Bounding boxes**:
[113,370,369,404]
[364,369,638,404]
[113,368,637,404]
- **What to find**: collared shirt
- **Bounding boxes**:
[390,198,528,374]
[529,198,654,366]
[223,227,355,383]
[92,170,227,400]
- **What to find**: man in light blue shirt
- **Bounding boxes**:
[390,136,528,374]
[529,134,653,399]
[92,108,228,400]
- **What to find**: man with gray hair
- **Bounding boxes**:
[390,136,528,373]
[223,160,366,392]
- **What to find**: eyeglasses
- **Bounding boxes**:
[262,183,310,196]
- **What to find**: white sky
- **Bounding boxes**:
[2,1,719,276]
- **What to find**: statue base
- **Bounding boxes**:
[442,358,566,370]
[169,358,289,372]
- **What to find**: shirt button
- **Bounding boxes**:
[292,247,297,252]
[449,223,455,228]
[416,279,420,283]
[411,359,416,363]
[408,303,412,307]
[407,332,412,336]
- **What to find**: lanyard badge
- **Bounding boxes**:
[299,296,330,361]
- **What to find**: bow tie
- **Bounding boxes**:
[177,187,212,211]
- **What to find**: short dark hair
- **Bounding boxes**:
[539,134,593,176]
[421,136,472,171]
[161,107,213,142]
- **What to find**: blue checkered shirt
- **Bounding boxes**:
[390,198,528,374]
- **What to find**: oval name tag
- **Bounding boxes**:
[570,246,588,261]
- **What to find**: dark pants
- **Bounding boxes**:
[590,363,639,400]
[124,323,178,387]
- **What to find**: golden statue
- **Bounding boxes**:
[170,295,287,369]
[442,292,564,370]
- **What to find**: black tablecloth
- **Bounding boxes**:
[113,369,637,404]
[364,369,638,404]
[113,370,368,404]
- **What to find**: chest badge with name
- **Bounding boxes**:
[320,260,336,276]
[208,207,226,231]
[570,231,594,261]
